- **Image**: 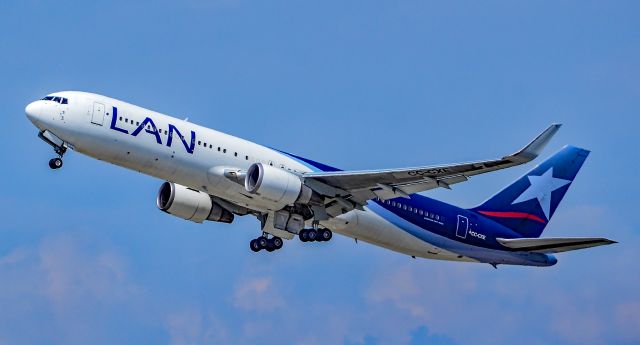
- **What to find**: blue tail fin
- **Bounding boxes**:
[470,145,589,238]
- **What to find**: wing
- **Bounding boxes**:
[496,237,617,253]
[302,124,561,216]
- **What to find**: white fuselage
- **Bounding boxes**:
[25,91,469,262]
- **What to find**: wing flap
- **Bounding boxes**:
[496,237,617,253]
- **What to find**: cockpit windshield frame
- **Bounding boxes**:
[41,96,69,104]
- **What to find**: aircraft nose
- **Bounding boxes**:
[25,101,41,124]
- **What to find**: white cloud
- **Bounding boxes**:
[166,308,228,345]
[0,247,29,266]
[38,234,136,306]
[615,301,640,341]
[233,276,284,312]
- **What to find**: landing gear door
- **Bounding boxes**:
[91,102,105,126]
[456,215,469,239]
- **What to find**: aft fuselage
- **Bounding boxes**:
[25,91,557,266]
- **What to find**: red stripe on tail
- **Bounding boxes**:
[477,211,546,224]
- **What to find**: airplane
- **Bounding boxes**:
[25,91,615,267]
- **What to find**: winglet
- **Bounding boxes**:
[508,123,562,162]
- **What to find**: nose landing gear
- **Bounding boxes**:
[37,130,67,170]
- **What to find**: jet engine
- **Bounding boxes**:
[244,163,321,210]
[157,182,234,223]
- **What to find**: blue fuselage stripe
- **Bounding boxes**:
[279,149,555,266]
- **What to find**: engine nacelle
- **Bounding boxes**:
[245,163,317,209]
[157,182,234,223]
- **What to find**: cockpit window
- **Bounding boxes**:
[41,96,69,104]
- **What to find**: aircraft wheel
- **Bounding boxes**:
[319,229,332,242]
[299,229,309,242]
[307,229,317,241]
[265,242,275,252]
[257,237,268,249]
[250,239,261,252]
[272,237,283,249]
[49,158,63,169]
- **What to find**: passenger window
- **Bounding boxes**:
[136,122,140,126]
[119,117,123,121]
[408,207,412,212]
[403,205,407,210]
[245,155,249,160]
[234,152,238,157]
[223,149,226,153]
[414,209,418,214]
[392,202,396,207]
[198,141,202,145]
[419,210,423,215]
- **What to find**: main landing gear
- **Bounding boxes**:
[250,234,284,253]
[299,228,332,243]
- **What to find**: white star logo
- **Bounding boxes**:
[511,167,572,220]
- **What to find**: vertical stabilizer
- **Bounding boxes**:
[470,145,589,238]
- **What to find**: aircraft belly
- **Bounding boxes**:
[323,208,473,262]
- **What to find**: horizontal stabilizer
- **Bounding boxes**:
[497,237,616,253]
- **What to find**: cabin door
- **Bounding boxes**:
[456,215,469,239]
[91,102,105,126]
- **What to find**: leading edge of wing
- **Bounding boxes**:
[302,123,562,178]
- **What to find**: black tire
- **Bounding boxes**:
[299,230,308,242]
[272,237,283,249]
[49,158,63,169]
[319,229,333,242]
[265,241,275,252]
[257,237,268,249]
[307,229,317,241]
[250,239,261,252]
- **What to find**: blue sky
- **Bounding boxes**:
[1,1,639,344]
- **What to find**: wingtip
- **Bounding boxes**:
[511,123,562,160]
